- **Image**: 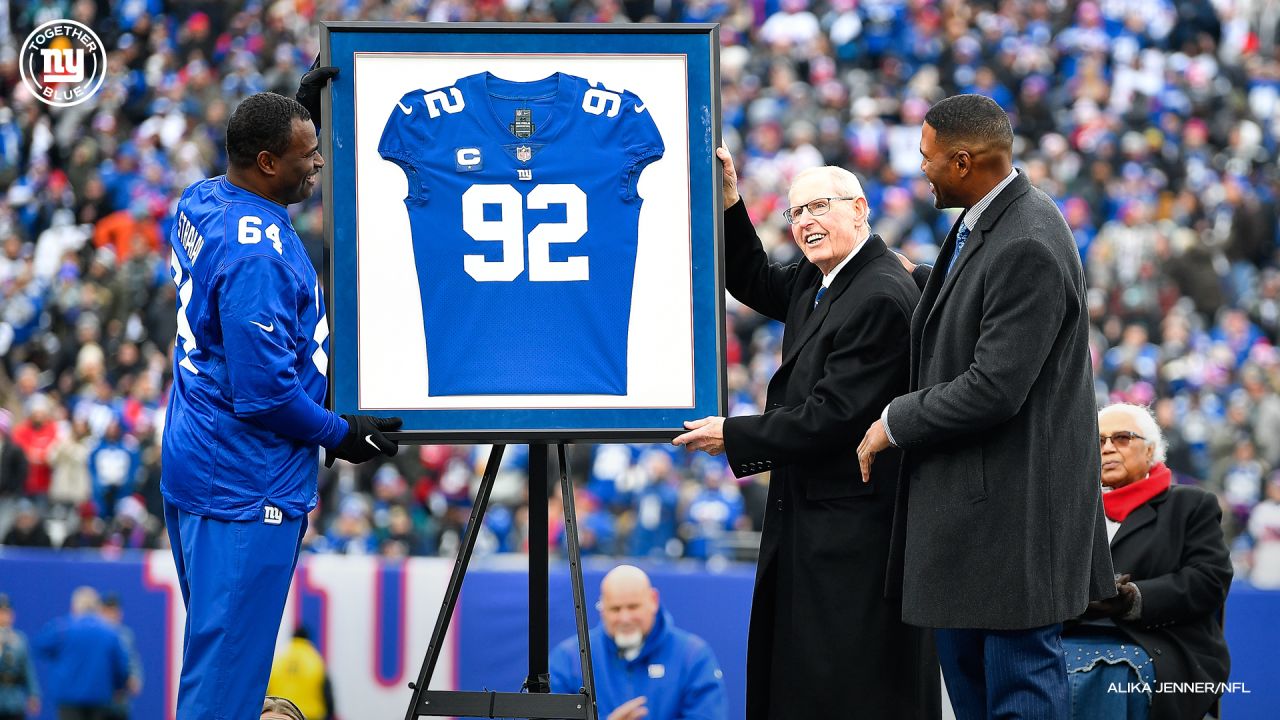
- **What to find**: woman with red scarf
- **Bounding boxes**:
[1062,403,1232,720]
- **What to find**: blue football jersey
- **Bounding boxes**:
[378,72,664,395]
[161,176,330,521]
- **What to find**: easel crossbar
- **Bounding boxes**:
[415,690,591,718]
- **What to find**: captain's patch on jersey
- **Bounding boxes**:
[455,147,482,172]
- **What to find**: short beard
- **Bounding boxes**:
[613,630,644,651]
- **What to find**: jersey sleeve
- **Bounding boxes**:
[216,252,307,415]
[591,86,666,200]
[378,89,435,202]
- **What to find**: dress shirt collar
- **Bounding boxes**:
[961,167,1019,231]
[821,232,869,288]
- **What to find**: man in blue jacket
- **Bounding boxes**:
[550,566,727,720]
[33,587,129,719]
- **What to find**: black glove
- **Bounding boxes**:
[1083,573,1138,619]
[325,414,402,467]
[296,58,338,128]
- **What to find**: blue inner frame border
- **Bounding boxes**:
[322,24,723,441]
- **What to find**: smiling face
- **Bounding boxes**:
[268,118,323,205]
[1099,409,1154,489]
[787,170,868,275]
[919,122,960,210]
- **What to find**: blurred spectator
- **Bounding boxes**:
[33,587,130,720]
[679,463,743,562]
[552,487,618,557]
[0,412,29,541]
[10,396,57,506]
[266,627,334,720]
[627,449,682,558]
[62,503,108,550]
[379,504,430,557]
[1242,366,1280,466]
[0,594,41,720]
[88,421,139,518]
[47,419,92,524]
[1210,437,1270,529]
[1248,473,1280,588]
[100,594,142,720]
[104,496,161,551]
[1,500,51,548]
[324,496,377,555]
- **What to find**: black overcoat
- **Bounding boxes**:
[720,202,939,720]
[1071,485,1232,720]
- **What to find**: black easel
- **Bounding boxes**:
[403,443,599,720]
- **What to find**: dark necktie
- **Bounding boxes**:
[945,221,971,276]
[813,285,827,309]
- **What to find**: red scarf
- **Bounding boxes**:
[1102,462,1171,522]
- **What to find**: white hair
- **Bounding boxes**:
[791,165,866,201]
[1098,403,1166,463]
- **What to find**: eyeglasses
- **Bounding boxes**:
[783,197,856,224]
[1099,431,1145,449]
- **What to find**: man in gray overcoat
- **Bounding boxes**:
[858,94,1116,720]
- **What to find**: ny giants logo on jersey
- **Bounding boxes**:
[263,506,283,525]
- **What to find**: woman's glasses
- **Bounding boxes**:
[1099,431,1145,449]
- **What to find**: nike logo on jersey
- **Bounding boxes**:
[250,321,274,333]
[634,103,647,113]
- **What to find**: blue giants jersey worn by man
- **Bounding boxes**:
[378,71,665,396]
[162,176,332,521]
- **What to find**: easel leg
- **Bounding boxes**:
[403,442,597,720]
[558,443,599,720]
[403,443,505,720]
[526,442,551,694]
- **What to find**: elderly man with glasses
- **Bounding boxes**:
[1060,403,1232,720]
[674,148,939,719]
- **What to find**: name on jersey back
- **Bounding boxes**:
[176,210,205,264]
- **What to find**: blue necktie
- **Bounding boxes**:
[813,285,827,309]
[945,221,970,276]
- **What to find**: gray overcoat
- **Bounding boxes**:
[886,170,1117,630]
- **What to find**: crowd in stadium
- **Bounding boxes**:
[2,0,1280,585]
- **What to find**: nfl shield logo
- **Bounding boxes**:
[516,145,532,163]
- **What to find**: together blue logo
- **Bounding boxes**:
[19,19,107,107]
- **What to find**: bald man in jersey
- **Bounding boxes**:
[550,566,728,720]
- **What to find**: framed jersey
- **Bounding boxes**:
[320,22,725,442]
